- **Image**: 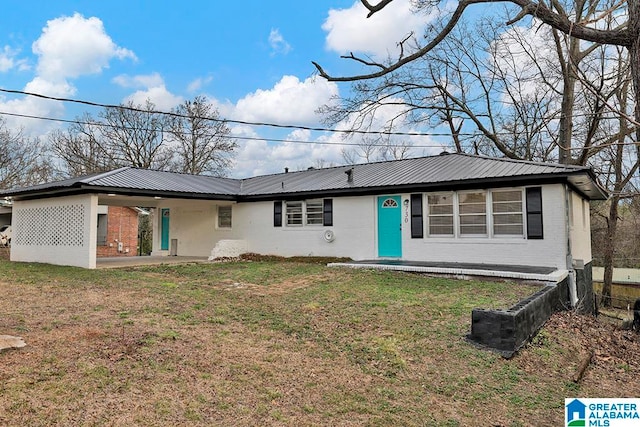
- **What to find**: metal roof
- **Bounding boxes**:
[2,153,608,201]
[238,153,607,200]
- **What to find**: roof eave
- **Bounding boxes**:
[6,185,238,202]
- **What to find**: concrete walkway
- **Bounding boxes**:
[97,256,209,269]
[328,260,567,282]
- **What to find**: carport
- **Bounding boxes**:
[10,192,167,269]
[3,168,239,269]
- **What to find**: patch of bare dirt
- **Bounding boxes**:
[517,311,640,397]
[235,252,352,264]
[217,275,326,295]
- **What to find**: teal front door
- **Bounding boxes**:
[161,208,170,250]
[377,196,402,257]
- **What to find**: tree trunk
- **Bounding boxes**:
[601,52,633,307]
[558,34,580,165]
[601,196,618,307]
[631,1,640,147]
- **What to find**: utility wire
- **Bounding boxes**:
[1,88,638,152]
[0,87,455,138]
[0,110,459,148]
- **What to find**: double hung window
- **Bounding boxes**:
[278,199,332,227]
[458,192,487,236]
[423,189,528,238]
[492,190,523,236]
[217,206,232,228]
[427,193,454,236]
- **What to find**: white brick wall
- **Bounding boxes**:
[234,197,377,259]
[150,183,579,270]
[402,184,568,269]
[568,190,592,264]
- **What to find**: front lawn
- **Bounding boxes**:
[0,259,638,426]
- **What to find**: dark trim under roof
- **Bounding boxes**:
[1,153,608,201]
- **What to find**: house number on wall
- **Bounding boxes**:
[404,205,409,223]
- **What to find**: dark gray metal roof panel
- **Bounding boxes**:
[1,153,607,200]
[84,168,241,195]
[238,153,600,196]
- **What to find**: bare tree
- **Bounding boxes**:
[49,113,116,177]
[592,63,640,305]
[0,118,53,189]
[315,0,637,307]
[99,99,172,170]
[314,0,633,99]
[339,134,412,163]
[166,96,236,176]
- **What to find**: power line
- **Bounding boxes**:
[2,88,638,152]
[0,110,453,148]
[0,87,453,138]
[3,109,639,152]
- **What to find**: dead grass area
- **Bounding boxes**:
[0,259,639,426]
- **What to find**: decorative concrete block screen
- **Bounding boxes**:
[14,204,86,247]
[11,194,97,268]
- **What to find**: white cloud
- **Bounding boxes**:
[187,76,213,93]
[322,0,428,58]
[24,76,75,97]
[268,28,291,56]
[0,13,135,136]
[0,46,20,72]
[218,76,444,177]
[33,12,135,81]
[124,84,183,112]
[112,72,165,89]
[115,72,183,111]
[234,75,338,125]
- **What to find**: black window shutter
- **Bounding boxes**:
[526,187,543,239]
[410,194,423,238]
[274,201,282,227]
[323,199,333,226]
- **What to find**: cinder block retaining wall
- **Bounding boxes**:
[575,263,594,314]
[469,277,570,358]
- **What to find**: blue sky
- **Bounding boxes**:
[0,0,444,177]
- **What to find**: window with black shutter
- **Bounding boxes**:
[526,187,543,239]
[323,199,333,226]
[410,194,423,238]
[274,201,282,227]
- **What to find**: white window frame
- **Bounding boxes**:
[217,205,232,229]
[426,192,455,237]
[458,190,488,237]
[285,201,303,226]
[423,188,526,239]
[305,199,324,226]
[490,189,524,237]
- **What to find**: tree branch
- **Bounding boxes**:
[313,0,486,81]
[361,0,395,18]
[313,0,632,82]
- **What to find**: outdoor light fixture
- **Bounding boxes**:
[107,193,116,197]
[403,199,409,207]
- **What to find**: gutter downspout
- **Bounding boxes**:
[565,184,578,307]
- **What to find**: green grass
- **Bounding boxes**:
[0,258,629,426]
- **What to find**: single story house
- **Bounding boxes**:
[2,153,606,299]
